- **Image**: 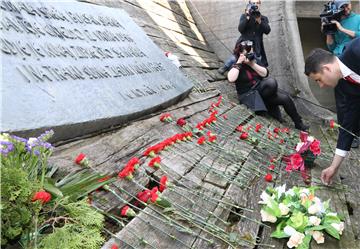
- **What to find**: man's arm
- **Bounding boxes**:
[238,14,249,33]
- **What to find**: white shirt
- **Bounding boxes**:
[335,58,360,157]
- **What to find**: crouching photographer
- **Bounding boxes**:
[227,40,308,131]
[218,0,270,75]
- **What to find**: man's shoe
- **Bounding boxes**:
[217,66,227,75]
[351,137,359,148]
[295,122,310,131]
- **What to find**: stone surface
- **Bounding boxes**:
[0,0,193,141]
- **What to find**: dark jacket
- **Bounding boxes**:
[335,37,360,151]
[237,14,271,67]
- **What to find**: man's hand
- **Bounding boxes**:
[321,166,338,185]
[331,20,344,32]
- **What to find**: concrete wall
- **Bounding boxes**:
[188,0,332,118]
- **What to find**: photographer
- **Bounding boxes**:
[322,0,360,148]
[218,0,270,74]
[228,40,308,131]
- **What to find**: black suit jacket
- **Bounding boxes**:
[335,37,360,152]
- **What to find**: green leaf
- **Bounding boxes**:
[162,207,176,214]
[44,178,63,198]
[270,230,289,239]
[156,198,172,208]
[323,214,340,225]
[325,225,340,240]
[297,234,311,249]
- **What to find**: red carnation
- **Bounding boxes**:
[137,189,151,203]
[148,156,161,168]
[281,127,290,133]
[74,153,89,167]
[255,123,262,132]
[121,205,136,217]
[222,114,228,120]
[264,173,273,182]
[330,119,339,129]
[240,132,248,140]
[247,125,253,131]
[150,187,159,203]
[127,157,140,169]
[268,164,275,170]
[159,175,168,192]
[279,139,284,144]
[118,167,133,180]
[177,118,187,127]
[273,127,280,134]
[290,153,304,170]
[160,113,172,122]
[285,162,293,172]
[32,190,51,204]
[270,157,276,163]
[309,139,321,156]
[111,244,119,249]
[98,175,111,183]
[208,135,217,143]
[197,136,206,145]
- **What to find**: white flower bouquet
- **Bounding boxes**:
[259,185,344,248]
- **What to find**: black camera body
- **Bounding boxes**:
[246,52,256,61]
[246,3,261,18]
[320,1,345,35]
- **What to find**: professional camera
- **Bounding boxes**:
[246,52,256,61]
[320,1,345,35]
[240,40,256,61]
[246,3,261,18]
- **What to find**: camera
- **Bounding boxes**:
[239,40,256,61]
[320,1,345,35]
[246,3,261,18]
[246,52,256,61]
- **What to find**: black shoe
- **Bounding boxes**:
[351,137,359,148]
[295,121,310,131]
[217,66,227,75]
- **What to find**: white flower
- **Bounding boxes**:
[260,209,277,223]
[312,231,325,244]
[279,203,290,216]
[331,222,345,235]
[27,137,38,147]
[287,231,305,248]
[308,204,321,214]
[307,136,315,142]
[295,142,305,152]
[284,225,297,236]
[299,188,310,198]
[286,188,295,197]
[275,184,286,199]
[0,133,10,142]
[309,216,321,226]
[259,191,272,205]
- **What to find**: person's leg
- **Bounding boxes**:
[257,78,283,121]
[258,78,308,130]
[218,55,236,74]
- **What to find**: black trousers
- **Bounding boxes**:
[256,78,302,124]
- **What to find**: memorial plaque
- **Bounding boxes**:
[0,0,193,141]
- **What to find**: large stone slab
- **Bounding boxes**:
[0,0,193,141]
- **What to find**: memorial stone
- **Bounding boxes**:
[0,0,193,141]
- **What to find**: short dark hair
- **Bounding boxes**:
[304,48,336,76]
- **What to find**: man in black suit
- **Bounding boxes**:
[304,37,360,185]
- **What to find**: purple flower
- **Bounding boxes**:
[38,130,54,142]
[11,135,27,143]
[0,141,14,155]
[42,142,54,150]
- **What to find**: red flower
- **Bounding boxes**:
[197,136,206,145]
[150,187,159,203]
[98,175,111,183]
[137,189,151,203]
[247,125,253,131]
[148,156,161,168]
[240,132,248,140]
[74,153,89,167]
[118,167,133,180]
[222,114,228,120]
[273,127,280,134]
[160,113,172,122]
[285,162,293,172]
[268,164,275,170]
[264,173,273,182]
[159,176,168,192]
[255,123,262,132]
[236,125,243,132]
[281,127,290,133]
[111,244,119,249]
[300,131,308,143]
[32,191,51,204]
[279,139,284,144]
[309,139,321,156]
[177,118,187,127]
[127,157,140,169]
[270,157,276,163]
[330,119,339,129]
[290,153,304,170]
[208,135,217,143]
[121,205,136,217]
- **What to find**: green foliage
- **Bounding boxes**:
[1,165,40,245]
[38,199,105,249]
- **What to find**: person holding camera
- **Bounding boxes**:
[304,38,360,185]
[322,0,360,148]
[218,0,270,74]
[228,40,308,131]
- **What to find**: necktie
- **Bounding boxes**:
[344,76,359,84]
